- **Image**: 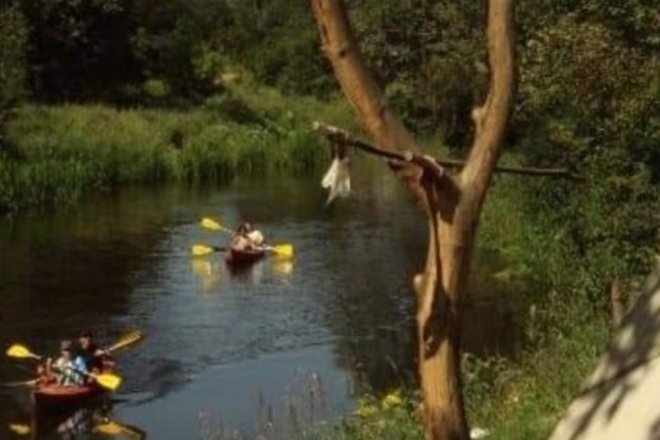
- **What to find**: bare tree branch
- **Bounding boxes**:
[460,0,516,202]
[315,121,578,179]
[310,0,419,154]
[310,0,429,205]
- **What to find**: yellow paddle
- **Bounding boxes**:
[84,371,122,391]
[265,244,294,258]
[0,379,37,388]
[191,244,225,256]
[8,423,30,435]
[6,344,41,360]
[94,419,146,439]
[200,217,233,234]
[10,418,146,439]
[199,217,294,259]
[103,330,144,354]
[6,344,122,391]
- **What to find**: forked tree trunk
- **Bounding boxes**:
[310,1,516,439]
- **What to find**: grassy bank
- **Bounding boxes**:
[309,172,613,440]
[0,84,618,439]
[0,86,353,214]
[310,310,607,440]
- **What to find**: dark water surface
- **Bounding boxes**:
[0,169,517,439]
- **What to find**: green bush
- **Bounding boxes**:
[0,2,27,149]
[1,98,342,213]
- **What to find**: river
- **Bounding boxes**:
[0,167,518,439]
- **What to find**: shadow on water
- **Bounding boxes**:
[0,166,523,439]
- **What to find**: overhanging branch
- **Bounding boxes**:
[314,121,581,180]
[314,122,445,182]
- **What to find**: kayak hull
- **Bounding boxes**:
[33,384,104,413]
[226,248,265,267]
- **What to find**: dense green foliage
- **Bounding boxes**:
[0,2,28,147]
[14,0,332,104]
[514,5,660,305]
[0,87,351,214]
[310,174,614,439]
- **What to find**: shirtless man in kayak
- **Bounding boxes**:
[231,223,265,251]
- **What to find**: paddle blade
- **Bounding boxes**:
[105,330,144,354]
[1,379,37,389]
[92,373,122,391]
[201,218,222,231]
[95,420,145,439]
[95,421,123,436]
[201,218,234,234]
[6,344,38,360]
[191,244,214,256]
[271,244,294,259]
[8,423,30,435]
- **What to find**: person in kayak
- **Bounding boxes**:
[49,340,86,386]
[231,223,265,251]
[77,331,112,373]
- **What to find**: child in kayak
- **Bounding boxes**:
[47,340,87,386]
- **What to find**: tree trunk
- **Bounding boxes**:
[610,278,624,328]
[414,213,473,440]
[310,1,516,439]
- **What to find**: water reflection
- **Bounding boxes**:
[190,260,221,293]
[6,398,146,440]
[190,256,294,292]
[0,169,521,439]
[271,260,294,279]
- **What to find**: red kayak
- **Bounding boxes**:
[33,383,104,412]
[226,247,266,267]
[31,356,116,413]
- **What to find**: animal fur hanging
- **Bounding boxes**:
[321,142,350,204]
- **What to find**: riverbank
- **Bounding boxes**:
[0,86,354,214]
[309,172,614,440]
[0,89,623,440]
[310,310,608,440]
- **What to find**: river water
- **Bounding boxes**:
[0,167,517,439]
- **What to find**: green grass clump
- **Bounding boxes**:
[1,96,342,213]
[466,305,608,440]
[306,308,606,440]
[307,168,611,440]
[311,391,422,440]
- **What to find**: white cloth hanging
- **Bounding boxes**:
[321,156,351,204]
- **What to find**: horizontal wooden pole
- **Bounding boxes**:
[313,121,581,180]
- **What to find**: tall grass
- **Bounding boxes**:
[305,170,612,440]
[308,308,606,440]
[1,95,339,213]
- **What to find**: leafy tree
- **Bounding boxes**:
[515,15,660,301]
[0,2,27,149]
[19,0,135,102]
[349,0,487,142]
[131,0,234,103]
[226,0,333,95]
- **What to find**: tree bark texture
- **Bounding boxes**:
[610,278,625,328]
[310,1,516,439]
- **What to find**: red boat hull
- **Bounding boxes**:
[226,247,265,266]
[33,384,104,412]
